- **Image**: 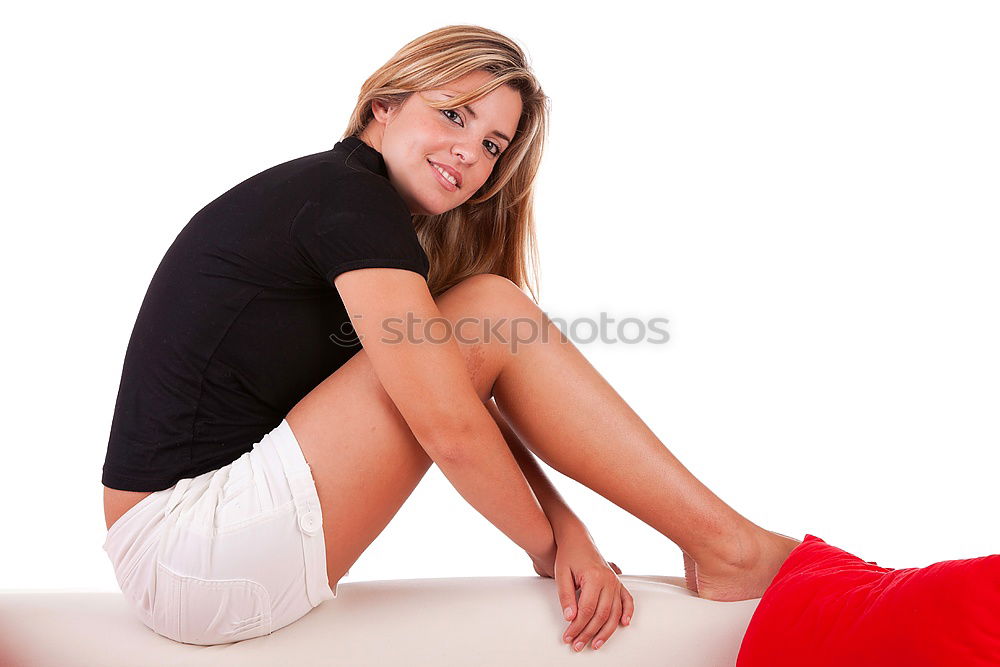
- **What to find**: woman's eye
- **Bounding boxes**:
[441,108,500,157]
[442,109,463,126]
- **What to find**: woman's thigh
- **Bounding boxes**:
[284,273,529,592]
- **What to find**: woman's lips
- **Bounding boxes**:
[428,160,459,192]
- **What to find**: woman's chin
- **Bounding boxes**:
[415,197,459,217]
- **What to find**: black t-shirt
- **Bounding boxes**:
[102,136,429,492]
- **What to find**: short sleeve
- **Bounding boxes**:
[289,172,430,285]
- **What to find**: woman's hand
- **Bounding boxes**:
[531,534,635,652]
[531,554,621,579]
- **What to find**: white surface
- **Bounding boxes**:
[0,576,757,666]
[1,1,997,595]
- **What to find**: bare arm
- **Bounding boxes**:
[334,267,556,560]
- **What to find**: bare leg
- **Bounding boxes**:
[285,276,514,590]
[470,276,800,600]
[288,274,797,599]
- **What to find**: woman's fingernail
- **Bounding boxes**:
[594,639,604,649]
[574,641,585,652]
[563,635,572,644]
[564,606,573,620]
[624,615,631,625]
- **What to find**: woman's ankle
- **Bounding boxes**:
[687,519,766,572]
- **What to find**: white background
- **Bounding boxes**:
[2,1,997,592]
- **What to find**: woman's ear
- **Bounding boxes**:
[370,98,397,125]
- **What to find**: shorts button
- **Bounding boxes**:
[299,511,320,535]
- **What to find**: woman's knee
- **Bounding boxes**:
[453,271,521,292]
[434,273,545,355]
[436,272,534,319]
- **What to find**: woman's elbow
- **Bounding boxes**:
[407,407,487,465]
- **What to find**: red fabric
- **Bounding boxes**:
[736,534,1000,666]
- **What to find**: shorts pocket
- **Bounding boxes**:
[215,477,261,530]
[213,454,265,532]
[153,561,272,645]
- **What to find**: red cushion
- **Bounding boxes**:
[736,534,1000,666]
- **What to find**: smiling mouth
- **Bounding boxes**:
[427,160,460,190]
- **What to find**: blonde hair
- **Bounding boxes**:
[343,25,549,302]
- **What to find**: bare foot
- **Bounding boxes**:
[682,530,802,601]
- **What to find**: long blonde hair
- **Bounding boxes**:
[343,25,549,302]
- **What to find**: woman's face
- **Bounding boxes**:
[361,69,523,216]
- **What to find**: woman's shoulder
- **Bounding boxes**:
[298,154,407,216]
[278,148,391,195]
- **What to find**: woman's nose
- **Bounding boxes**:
[452,142,479,165]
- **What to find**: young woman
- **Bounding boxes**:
[102,24,801,651]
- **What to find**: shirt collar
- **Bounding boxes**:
[336,135,389,178]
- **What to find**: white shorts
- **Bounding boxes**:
[103,419,339,646]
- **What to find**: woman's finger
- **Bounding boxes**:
[566,580,613,652]
[555,565,578,622]
[562,572,600,645]
[620,584,635,626]
[591,588,624,650]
